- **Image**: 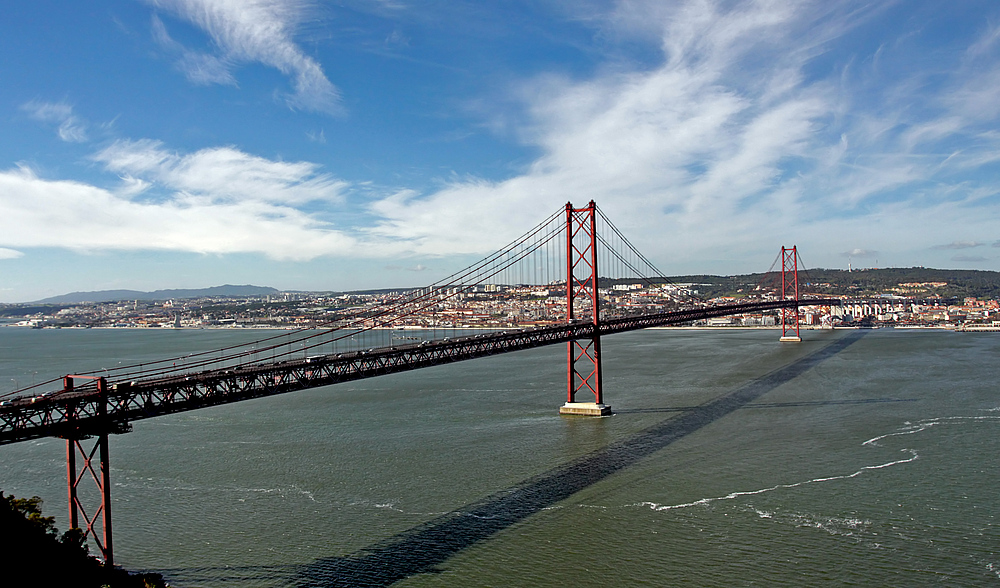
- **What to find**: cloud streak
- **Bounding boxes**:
[21,101,88,142]
[934,241,984,250]
[149,0,341,114]
[92,139,348,205]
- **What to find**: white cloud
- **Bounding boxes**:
[8,0,1000,278]
[92,139,348,205]
[0,162,355,260]
[152,15,237,86]
[115,174,152,198]
[843,249,877,258]
[367,0,844,256]
[364,0,1000,272]
[148,0,341,114]
[933,241,983,250]
[0,248,24,260]
[21,100,88,142]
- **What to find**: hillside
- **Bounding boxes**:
[34,284,279,304]
[614,267,1000,300]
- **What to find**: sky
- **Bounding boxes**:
[2,0,1000,303]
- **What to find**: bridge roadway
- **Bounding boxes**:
[0,298,839,445]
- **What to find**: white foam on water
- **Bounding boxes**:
[117,480,319,501]
[864,415,1000,447]
[630,412,999,522]
[630,449,918,512]
[987,562,1000,578]
[226,484,318,502]
[785,512,870,536]
[349,498,450,516]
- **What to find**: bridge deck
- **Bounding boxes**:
[0,298,839,445]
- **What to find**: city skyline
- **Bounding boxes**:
[2,1,1000,303]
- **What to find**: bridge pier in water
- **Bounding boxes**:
[560,201,611,416]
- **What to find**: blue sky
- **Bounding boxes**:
[2,0,1000,302]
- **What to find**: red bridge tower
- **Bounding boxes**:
[560,201,611,416]
[779,245,802,342]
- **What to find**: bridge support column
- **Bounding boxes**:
[64,376,115,567]
[561,201,611,416]
[779,246,801,342]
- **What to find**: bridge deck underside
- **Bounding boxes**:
[0,299,839,445]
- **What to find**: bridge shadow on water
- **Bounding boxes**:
[283,331,871,587]
[615,397,916,414]
[159,331,869,587]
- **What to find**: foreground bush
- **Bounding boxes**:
[0,491,166,587]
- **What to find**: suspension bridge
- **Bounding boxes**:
[0,201,839,566]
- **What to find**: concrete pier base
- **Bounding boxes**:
[559,402,612,416]
[779,336,802,342]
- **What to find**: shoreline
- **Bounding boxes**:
[2,324,966,331]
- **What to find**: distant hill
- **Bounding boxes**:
[34,285,280,304]
[22,267,1000,305]
[608,267,1000,300]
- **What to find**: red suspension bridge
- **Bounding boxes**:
[0,201,838,566]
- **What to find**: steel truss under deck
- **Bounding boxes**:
[1,297,839,446]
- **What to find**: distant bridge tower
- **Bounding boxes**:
[779,246,802,342]
[560,201,611,416]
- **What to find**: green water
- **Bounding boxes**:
[1,327,998,586]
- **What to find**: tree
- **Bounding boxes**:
[0,491,167,587]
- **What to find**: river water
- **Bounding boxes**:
[1,327,999,586]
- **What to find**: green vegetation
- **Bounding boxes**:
[796,268,1000,299]
[0,304,71,318]
[650,267,1000,300]
[0,492,166,587]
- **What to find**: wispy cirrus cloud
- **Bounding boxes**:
[367,0,1000,271]
[367,1,876,258]
[92,139,348,205]
[20,100,88,142]
[151,15,237,86]
[148,0,341,114]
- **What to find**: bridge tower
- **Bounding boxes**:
[560,201,611,416]
[63,375,115,566]
[779,246,802,342]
